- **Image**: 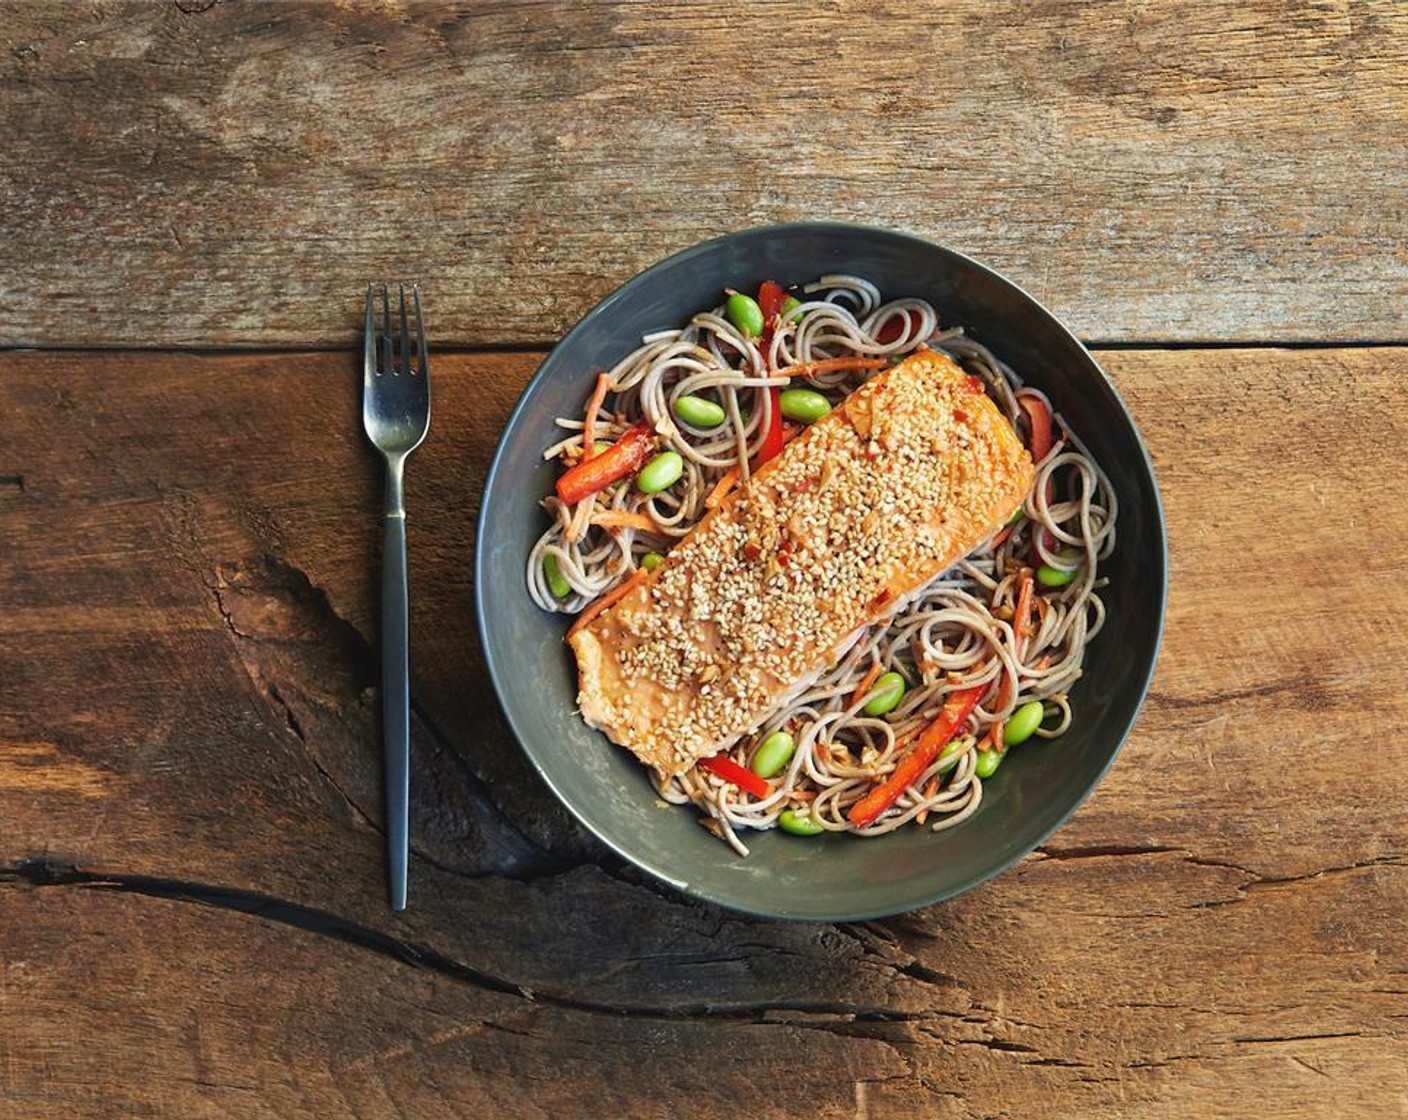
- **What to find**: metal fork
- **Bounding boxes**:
[363,282,430,911]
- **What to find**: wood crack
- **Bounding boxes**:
[0,858,968,1026]
[1036,845,1407,908]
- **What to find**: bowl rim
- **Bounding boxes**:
[475,220,1168,920]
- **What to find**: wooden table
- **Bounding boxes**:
[3,3,1405,1116]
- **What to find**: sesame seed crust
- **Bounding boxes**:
[568,348,1036,779]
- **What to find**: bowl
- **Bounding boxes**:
[475,222,1166,920]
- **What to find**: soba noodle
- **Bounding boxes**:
[528,276,1116,855]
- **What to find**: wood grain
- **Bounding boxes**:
[1,1,1406,348]
[1,345,1406,1116]
[3,840,1406,1116]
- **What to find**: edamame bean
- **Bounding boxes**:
[778,808,825,836]
[726,292,764,338]
[975,750,1002,779]
[542,553,571,599]
[672,394,727,428]
[640,551,665,573]
[782,294,803,321]
[862,671,907,716]
[637,451,684,494]
[750,730,796,779]
[779,388,832,425]
[1007,505,1027,526]
[1037,547,1083,588]
[1004,700,1045,746]
[935,737,968,775]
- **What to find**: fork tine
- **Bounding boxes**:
[413,285,428,376]
[398,283,412,376]
[380,283,394,374]
[363,284,376,380]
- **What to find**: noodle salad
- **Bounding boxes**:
[528,276,1116,855]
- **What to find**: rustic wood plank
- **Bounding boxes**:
[2,346,1406,1115]
[1,1,1405,348]
[3,850,1405,1116]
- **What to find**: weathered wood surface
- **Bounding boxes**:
[3,347,1406,1116]
[2,1,1407,348]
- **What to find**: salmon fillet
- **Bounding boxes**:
[568,347,1035,779]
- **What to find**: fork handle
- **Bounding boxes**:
[381,503,411,912]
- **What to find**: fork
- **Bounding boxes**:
[363,282,431,911]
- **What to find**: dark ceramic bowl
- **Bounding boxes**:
[476,223,1165,920]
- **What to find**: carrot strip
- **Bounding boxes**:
[771,356,889,380]
[1013,570,1035,661]
[849,662,883,709]
[581,372,613,461]
[590,510,660,533]
[566,570,647,639]
[993,670,1014,714]
[915,775,940,825]
[704,467,739,510]
[848,687,985,828]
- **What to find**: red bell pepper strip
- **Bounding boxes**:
[555,419,655,506]
[755,388,785,469]
[699,753,771,799]
[758,280,787,323]
[874,309,915,345]
[751,281,789,471]
[847,686,985,828]
[1018,393,1053,462]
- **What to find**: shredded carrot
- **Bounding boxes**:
[566,570,647,639]
[849,662,883,709]
[993,669,1014,713]
[992,719,1006,754]
[581,372,613,461]
[1013,569,1035,660]
[788,789,818,803]
[704,467,739,510]
[915,776,940,825]
[771,356,889,379]
[1030,594,1050,637]
[590,510,659,533]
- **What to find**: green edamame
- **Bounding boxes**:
[637,451,684,494]
[1007,505,1027,526]
[975,750,1002,779]
[750,730,796,779]
[782,294,803,321]
[935,736,970,776]
[640,551,665,573]
[778,808,825,836]
[1004,700,1045,746]
[726,292,764,338]
[779,388,832,424]
[672,395,726,428]
[542,553,571,599]
[1037,547,1083,588]
[862,671,907,716]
